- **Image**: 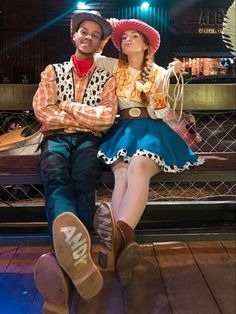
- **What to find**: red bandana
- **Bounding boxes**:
[72,54,93,77]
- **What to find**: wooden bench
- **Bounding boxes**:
[0,152,235,243]
[0,152,235,184]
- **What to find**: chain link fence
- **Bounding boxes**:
[0,110,235,205]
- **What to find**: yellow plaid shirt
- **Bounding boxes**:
[33,58,118,136]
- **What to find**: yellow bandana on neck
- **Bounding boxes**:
[135,81,152,93]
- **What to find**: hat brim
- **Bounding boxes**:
[71,11,112,41]
[111,19,160,54]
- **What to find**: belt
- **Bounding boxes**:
[118,107,150,120]
[43,129,89,136]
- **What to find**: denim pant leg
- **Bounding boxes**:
[40,136,78,237]
[71,133,102,231]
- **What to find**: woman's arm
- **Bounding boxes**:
[94,53,118,74]
[94,18,120,74]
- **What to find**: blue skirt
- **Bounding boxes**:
[98,119,204,173]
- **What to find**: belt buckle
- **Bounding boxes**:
[129,108,141,118]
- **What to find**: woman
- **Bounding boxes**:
[93,19,204,285]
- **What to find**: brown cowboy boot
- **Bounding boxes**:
[34,252,73,314]
[94,202,142,285]
[93,202,117,270]
[52,212,103,299]
[115,220,142,286]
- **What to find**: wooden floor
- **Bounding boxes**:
[0,241,235,314]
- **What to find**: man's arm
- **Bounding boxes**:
[33,65,79,130]
[59,76,118,132]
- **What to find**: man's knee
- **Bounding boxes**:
[72,151,102,186]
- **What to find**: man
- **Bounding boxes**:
[33,10,117,313]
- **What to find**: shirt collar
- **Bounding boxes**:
[67,57,96,77]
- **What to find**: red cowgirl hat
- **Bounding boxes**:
[111,19,160,54]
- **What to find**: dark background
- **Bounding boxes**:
[0,0,234,83]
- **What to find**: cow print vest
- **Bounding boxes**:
[52,61,112,106]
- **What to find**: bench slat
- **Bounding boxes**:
[0,153,235,185]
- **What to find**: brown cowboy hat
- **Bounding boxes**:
[71,10,112,41]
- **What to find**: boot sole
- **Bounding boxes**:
[94,202,116,271]
[34,253,71,314]
[116,242,142,286]
[53,212,103,299]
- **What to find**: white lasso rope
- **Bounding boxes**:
[162,67,185,121]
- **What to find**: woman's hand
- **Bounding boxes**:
[107,18,120,29]
[167,58,183,74]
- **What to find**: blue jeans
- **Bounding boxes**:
[39,132,102,237]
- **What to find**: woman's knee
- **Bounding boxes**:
[128,156,160,178]
[112,160,127,175]
[112,162,128,187]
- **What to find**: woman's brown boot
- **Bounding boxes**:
[94,202,118,270]
[115,220,142,286]
[94,202,142,285]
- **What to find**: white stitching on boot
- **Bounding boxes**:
[97,205,113,250]
[60,226,88,265]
